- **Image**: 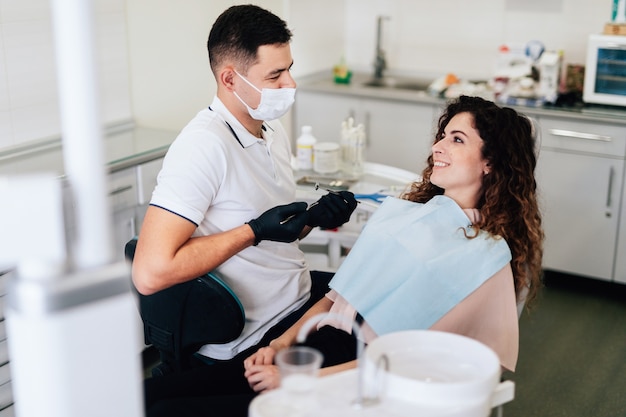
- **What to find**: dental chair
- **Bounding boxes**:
[124,237,245,376]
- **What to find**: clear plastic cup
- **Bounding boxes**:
[275,346,323,395]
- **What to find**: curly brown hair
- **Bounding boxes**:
[402,96,544,306]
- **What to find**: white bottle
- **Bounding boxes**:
[296,125,317,171]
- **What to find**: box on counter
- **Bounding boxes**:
[604,22,626,35]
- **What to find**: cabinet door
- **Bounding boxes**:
[364,99,437,173]
[614,170,626,284]
[536,149,624,281]
[293,91,359,144]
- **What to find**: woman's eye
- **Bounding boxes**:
[453,136,464,143]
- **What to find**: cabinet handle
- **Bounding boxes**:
[109,185,133,196]
[549,129,612,142]
[606,166,615,208]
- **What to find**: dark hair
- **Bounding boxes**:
[403,95,544,306]
[207,4,292,75]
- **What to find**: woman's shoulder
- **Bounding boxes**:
[463,208,481,225]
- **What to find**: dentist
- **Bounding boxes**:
[133,4,357,414]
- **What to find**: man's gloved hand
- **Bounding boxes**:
[247,202,309,245]
[307,191,358,229]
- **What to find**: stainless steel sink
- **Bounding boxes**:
[362,77,432,92]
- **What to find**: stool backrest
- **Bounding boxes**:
[125,238,245,374]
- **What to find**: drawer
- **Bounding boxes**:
[0,382,12,411]
[0,405,13,417]
[108,167,138,211]
[0,339,7,366]
[0,274,6,297]
[537,116,626,157]
[0,363,11,386]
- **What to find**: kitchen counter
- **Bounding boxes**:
[298,71,626,126]
[298,71,443,106]
[0,123,178,176]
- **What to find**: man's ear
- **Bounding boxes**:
[219,67,236,91]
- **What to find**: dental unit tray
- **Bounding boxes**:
[296,176,357,190]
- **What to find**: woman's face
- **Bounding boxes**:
[430,112,490,208]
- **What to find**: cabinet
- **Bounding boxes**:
[294,91,440,173]
[535,116,626,281]
[0,274,13,416]
[108,157,164,261]
[109,167,139,262]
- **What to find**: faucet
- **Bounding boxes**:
[373,16,390,80]
[296,312,387,408]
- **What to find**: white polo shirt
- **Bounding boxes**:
[150,96,310,359]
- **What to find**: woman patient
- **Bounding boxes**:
[244,95,544,392]
[147,95,544,415]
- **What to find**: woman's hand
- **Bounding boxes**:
[243,346,282,393]
[244,346,277,368]
[244,364,281,393]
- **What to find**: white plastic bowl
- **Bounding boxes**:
[363,330,502,417]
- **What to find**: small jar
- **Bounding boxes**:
[313,142,340,174]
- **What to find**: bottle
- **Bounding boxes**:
[296,125,317,171]
[493,44,511,101]
[614,0,626,22]
[340,117,365,176]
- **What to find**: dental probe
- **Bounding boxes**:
[279,183,358,224]
[314,182,361,204]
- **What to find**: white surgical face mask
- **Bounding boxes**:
[233,70,295,121]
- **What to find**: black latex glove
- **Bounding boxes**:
[247,202,309,245]
[307,191,358,229]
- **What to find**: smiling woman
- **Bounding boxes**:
[430,111,490,209]
[236,95,543,401]
[404,95,543,308]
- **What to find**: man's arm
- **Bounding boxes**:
[132,201,309,295]
[132,205,256,295]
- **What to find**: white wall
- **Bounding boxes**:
[126,0,287,131]
[0,0,612,151]
[125,0,344,134]
[0,0,131,151]
[343,0,609,79]
[287,0,345,78]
